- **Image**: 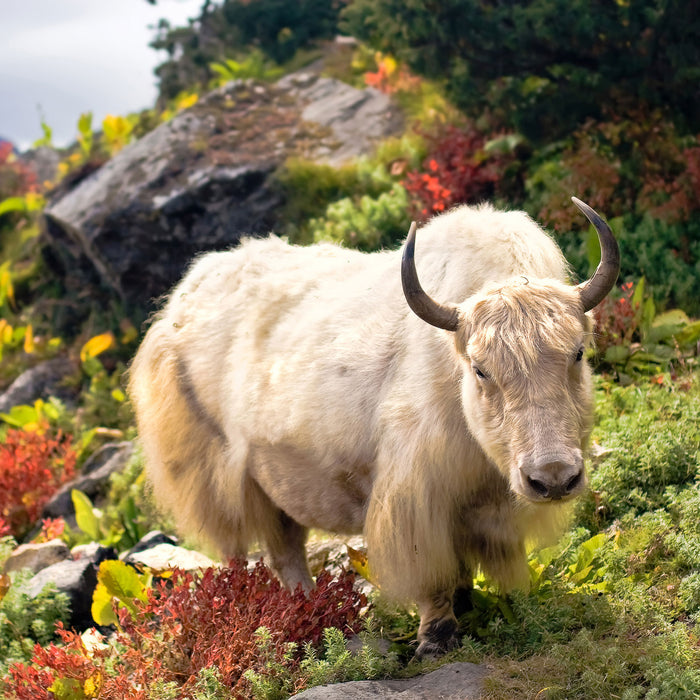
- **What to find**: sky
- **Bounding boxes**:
[0,0,211,150]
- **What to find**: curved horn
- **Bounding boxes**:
[401,222,460,332]
[572,197,620,312]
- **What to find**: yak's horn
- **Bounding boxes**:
[572,197,620,312]
[401,222,460,332]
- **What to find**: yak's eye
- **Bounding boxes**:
[575,347,584,362]
[473,365,488,380]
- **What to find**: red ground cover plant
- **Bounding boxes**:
[0,429,76,539]
[3,560,367,700]
[403,124,512,220]
[592,281,639,357]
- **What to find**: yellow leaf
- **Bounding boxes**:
[111,388,126,402]
[0,573,10,602]
[0,265,15,308]
[84,671,103,698]
[176,92,199,111]
[382,55,397,76]
[23,324,34,353]
[347,544,374,584]
[80,332,116,362]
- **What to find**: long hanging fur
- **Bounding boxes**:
[129,203,595,604]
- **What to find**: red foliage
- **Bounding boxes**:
[3,561,367,700]
[0,429,76,538]
[593,281,639,355]
[403,125,512,220]
[3,625,92,700]
[34,517,66,543]
[0,141,37,200]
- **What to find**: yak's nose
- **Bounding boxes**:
[520,455,585,501]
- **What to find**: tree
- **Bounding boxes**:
[342,0,700,140]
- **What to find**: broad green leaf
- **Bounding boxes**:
[92,560,149,625]
[605,345,630,364]
[569,564,594,584]
[0,197,26,217]
[674,320,700,347]
[72,490,102,541]
[646,309,690,344]
[0,404,39,428]
[631,276,645,308]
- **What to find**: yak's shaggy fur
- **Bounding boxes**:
[130,203,599,655]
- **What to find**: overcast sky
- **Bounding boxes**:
[0,0,210,150]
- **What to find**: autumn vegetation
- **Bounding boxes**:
[1,1,699,697]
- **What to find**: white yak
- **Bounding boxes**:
[129,197,619,657]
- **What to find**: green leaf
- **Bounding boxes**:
[0,404,39,428]
[605,345,630,365]
[72,490,102,541]
[92,560,150,625]
[0,197,27,217]
[674,320,700,348]
[645,309,690,344]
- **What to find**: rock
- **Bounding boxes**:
[121,542,215,571]
[0,356,78,413]
[41,74,403,316]
[42,441,134,520]
[278,73,402,166]
[27,558,99,630]
[291,662,487,699]
[306,535,366,576]
[3,539,71,575]
[20,146,61,185]
[71,542,118,567]
[121,530,178,557]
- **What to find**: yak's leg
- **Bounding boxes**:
[415,589,460,660]
[453,564,474,619]
[265,510,314,593]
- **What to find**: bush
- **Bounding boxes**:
[343,0,700,141]
[309,184,408,250]
[2,561,366,699]
[0,429,76,539]
[402,124,521,220]
[577,377,700,529]
[0,571,70,677]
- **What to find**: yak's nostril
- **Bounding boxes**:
[565,471,583,493]
[527,476,549,498]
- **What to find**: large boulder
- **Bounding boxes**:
[42,73,403,316]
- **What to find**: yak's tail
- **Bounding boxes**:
[128,320,267,559]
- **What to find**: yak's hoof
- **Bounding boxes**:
[414,617,460,660]
[414,633,460,661]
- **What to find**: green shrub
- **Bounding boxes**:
[343,0,700,141]
[577,377,700,528]
[0,571,70,676]
[309,184,408,250]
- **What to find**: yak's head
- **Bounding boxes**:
[402,198,620,503]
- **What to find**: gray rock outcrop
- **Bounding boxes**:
[42,441,135,522]
[0,356,78,413]
[291,662,487,699]
[42,74,403,315]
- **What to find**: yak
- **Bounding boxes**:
[129,197,619,658]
